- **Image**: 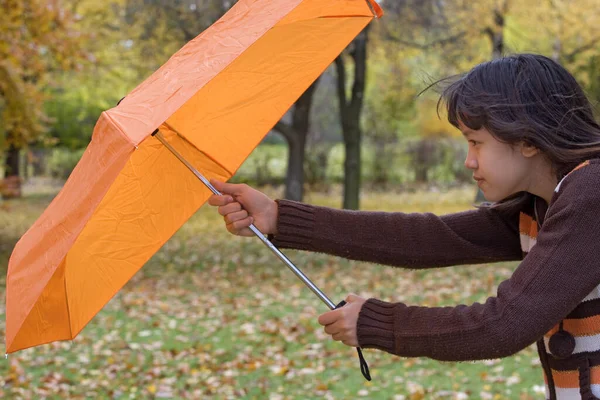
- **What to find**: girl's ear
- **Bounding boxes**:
[520,142,540,158]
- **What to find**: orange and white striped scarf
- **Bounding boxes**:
[519,161,596,399]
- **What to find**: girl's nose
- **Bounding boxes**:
[464,150,478,170]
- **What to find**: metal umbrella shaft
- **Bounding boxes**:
[153,131,337,310]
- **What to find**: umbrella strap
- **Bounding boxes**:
[335,300,372,381]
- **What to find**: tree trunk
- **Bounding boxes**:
[5,143,20,177]
[343,132,361,208]
[552,37,562,63]
[336,26,369,210]
[2,142,22,198]
[491,11,504,59]
[273,79,319,201]
[284,133,306,201]
[413,139,437,184]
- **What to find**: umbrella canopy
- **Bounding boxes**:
[6,0,383,354]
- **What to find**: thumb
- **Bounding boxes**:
[210,179,245,196]
[346,293,360,303]
[318,309,340,326]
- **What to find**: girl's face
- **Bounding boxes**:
[459,122,540,202]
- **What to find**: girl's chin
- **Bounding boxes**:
[479,188,499,202]
[479,183,512,203]
[482,191,510,203]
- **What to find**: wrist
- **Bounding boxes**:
[270,199,279,235]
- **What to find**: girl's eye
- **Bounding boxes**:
[469,140,480,147]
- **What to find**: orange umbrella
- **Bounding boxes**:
[6,0,382,379]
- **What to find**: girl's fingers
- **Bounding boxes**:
[330,327,357,346]
[226,216,254,234]
[207,194,233,206]
[324,321,343,336]
[218,202,242,217]
[223,210,248,224]
[237,227,254,237]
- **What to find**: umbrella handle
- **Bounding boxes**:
[336,300,371,381]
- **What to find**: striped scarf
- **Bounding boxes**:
[519,161,598,399]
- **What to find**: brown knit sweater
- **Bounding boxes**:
[271,159,600,400]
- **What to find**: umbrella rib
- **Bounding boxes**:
[160,122,234,177]
[64,268,74,340]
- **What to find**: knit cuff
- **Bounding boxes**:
[357,298,396,353]
[270,200,316,251]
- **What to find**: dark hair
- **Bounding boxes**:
[437,53,600,210]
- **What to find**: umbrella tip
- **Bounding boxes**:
[366,0,384,18]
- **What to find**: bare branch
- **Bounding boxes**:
[334,56,347,113]
[273,121,294,143]
[564,36,600,62]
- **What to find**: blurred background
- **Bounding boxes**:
[1,0,599,398]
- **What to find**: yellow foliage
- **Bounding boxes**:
[0,62,45,146]
[374,0,600,141]
[0,0,84,148]
[415,97,459,138]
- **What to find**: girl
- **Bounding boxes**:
[208,54,600,399]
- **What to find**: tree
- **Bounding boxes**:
[383,0,513,199]
[532,0,600,103]
[410,97,460,183]
[43,0,239,151]
[363,42,416,187]
[0,0,84,197]
[483,0,511,59]
[123,0,235,75]
[306,67,343,191]
[273,79,320,201]
[336,26,370,210]
[0,62,43,197]
[46,0,141,149]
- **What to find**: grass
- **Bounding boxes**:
[0,180,544,399]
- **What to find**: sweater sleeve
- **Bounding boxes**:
[270,199,522,269]
[357,163,600,361]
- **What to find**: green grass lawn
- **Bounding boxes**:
[0,183,544,399]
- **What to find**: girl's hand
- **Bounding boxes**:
[207,180,278,236]
[318,294,367,347]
